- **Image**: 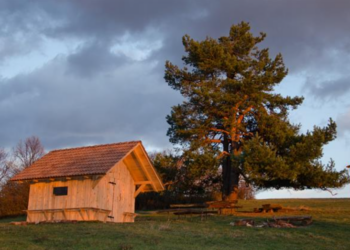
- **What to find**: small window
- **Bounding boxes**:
[53,187,68,196]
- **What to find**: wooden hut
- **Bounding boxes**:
[10,141,164,223]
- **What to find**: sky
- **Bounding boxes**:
[0,0,349,199]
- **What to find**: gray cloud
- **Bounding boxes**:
[305,76,350,100]
[0,56,180,150]
[6,0,349,68]
[337,109,350,136]
[1,0,350,151]
[2,0,350,74]
[66,41,129,77]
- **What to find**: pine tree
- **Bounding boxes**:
[165,22,350,201]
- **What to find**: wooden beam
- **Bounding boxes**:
[94,210,98,221]
[27,212,32,223]
[134,183,147,198]
[79,209,85,220]
[33,179,39,183]
[86,209,91,220]
[132,149,157,191]
[134,181,152,185]
[92,175,103,189]
[42,211,48,221]
[103,212,108,223]
[138,143,164,191]
[62,210,67,220]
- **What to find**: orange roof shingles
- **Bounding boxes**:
[11,141,140,181]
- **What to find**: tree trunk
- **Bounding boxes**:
[222,135,240,201]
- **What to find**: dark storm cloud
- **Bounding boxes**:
[3,0,350,76]
[0,0,61,61]
[66,41,129,77]
[2,0,350,69]
[1,0,350,150]
[0,56,179,150]
[305,76,350,100]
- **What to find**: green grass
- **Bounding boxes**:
[1,199,350,250]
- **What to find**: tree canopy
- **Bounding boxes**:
[0,136,45,217]
[165,22,349,200]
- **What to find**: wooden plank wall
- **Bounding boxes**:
[107,160,135,222]
[28,178,100,222]
[27,160,135,223]
[29,179,89,209]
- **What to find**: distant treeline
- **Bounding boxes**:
[0,136,44,217]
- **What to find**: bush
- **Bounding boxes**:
[0,182,29,217]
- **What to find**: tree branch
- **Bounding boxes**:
[216,151,230,159]
[209,127,230,135]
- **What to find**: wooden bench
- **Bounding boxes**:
[170,204,207,209]
[206,200,238,207]
[157,201,243,218]
[206,201,242,214]
[25,207,111,223]
[157,203,217,220]
[168,204,209,215]
[172,209,218,220]
[254,204,283,213]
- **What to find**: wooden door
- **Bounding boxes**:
[108,177,116,222]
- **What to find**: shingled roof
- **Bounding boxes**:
[11,141,142,181]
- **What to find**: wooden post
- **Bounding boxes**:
[42,211,49,221]
[27,211,32,223]
[134,183,146,198]
[132,150,157,191]
[79,209,85,220]
[62,210,67,220]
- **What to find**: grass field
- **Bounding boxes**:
[1,198,350,250]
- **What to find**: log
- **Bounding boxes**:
[173,210,218,216]
[206,201,239,209]
[273,215,312,221]
[10,221,27,226]
[253,208,263,213]
[170,204,208,209]
[272,216,313,226]
[232,219,255,226]
[156,209,189,214]
[268,221,296,228]
[262,204,283,210]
